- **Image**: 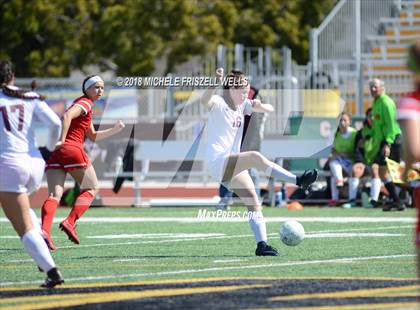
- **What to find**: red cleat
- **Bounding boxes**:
[59,219,80,244]
[41,229,57,251]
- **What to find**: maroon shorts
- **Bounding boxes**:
[46,143,91,171]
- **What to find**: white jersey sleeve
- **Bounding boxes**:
[33,100,62,151]
[243,99,253,116]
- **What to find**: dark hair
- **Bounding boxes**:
[407,42,420,73]
[82,74,96,96]
[0,60,45,100]
[363,108,373,127]
[222,70,248,106]
[0,60,15,85]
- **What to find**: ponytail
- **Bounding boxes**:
[1,84,46,100]
[0,60,45,100]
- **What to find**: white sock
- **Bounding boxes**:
[21,229,55,272]
[348,177,359,201]
[330,177,339,200]
[29,208,41,232]
[248,211,267,243]
[265,163,296,184]
[329,160,343,181]
[370,178,381,201]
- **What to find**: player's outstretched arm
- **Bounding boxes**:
[86,120,125,142]
[200,67,224,109]
[251,99,274,113]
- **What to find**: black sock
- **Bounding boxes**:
[384,182,401,203]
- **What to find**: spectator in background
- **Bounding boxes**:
[397,42,420,278]
[342,108,382,208]
[368,78,404,211]
[328,112,357,206]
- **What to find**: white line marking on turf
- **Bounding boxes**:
[308,225,413,234]
[305,233,404,238]
[213,259,248,263]
[59,234,255,249]
[0,217,415,223]
[7,259,33,263]
[60,228,407,249]
[87,233,225,239]
[0,254,415,287]
[0,236,19,239]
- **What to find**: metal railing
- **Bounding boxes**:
[310,0,398,115]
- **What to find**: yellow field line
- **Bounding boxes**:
[271,285,420,301]
[0,276,417,291]
[276,301,420,310]
[0,284,270,310]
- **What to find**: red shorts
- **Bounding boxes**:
[415,187,420,247]
[45,143,91,171]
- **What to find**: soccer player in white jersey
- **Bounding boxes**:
[205,68,317,256]
[0,60,64,287]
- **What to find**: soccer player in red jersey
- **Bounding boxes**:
[397,43,420,279]
[41,75,125,249]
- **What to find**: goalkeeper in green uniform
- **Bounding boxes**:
[367,78,404,211]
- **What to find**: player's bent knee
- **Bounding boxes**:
[248,151,266,164]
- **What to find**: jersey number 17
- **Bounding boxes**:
[0,104,24,131]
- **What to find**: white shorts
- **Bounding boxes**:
[208,156,228,184]
[0,152,45,194]
[27,151,46,195]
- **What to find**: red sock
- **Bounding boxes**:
[66,191,95,226]
[41,198,59,234]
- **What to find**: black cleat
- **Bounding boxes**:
[296,169,318,190]
[41,268,64,288]
[255,242,280,256]
[382,204,392,212]
[394,202,406,211]
[383,202,406,212]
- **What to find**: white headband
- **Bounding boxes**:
[83,76,103,92]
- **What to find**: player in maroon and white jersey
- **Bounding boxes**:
[0,60,64,287]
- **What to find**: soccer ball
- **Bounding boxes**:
[279,220,305,246]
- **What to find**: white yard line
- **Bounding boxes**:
[6,259,34,263]
[213,259,248,263]
[0,254,415,287]
[306,225,413,234]
[305,232,404,238]
[0,216,416,223]
[86,233,225,239]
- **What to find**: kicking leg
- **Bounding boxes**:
[228,171,278,256]
[223,151,317,189]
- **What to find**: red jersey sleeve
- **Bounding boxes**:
[73,96,93,115]
[397,91,420,121]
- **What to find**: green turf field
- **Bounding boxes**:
[0,207,418,309]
